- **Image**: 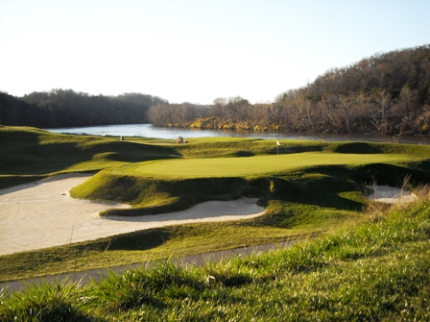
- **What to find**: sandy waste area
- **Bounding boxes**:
[366,185,418,203]
[0,174,265,256]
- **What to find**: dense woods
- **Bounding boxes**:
[148,44,430,136]
[1,45,429,136]
[0,90,167,128]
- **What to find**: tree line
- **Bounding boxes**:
[148,44,430,136]
[1,45,429,136]
[0,89,167,128]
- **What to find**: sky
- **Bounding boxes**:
[1,0,429,105]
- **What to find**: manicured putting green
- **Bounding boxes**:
[133,152,413,178]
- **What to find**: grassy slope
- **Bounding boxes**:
[132,152,414,177]
[0,126,180,188]
[1,126,430,283]
[1,197,429,321]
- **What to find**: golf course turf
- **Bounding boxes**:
[1,125,430,287]
[1,126,430,320]
[132,152,414,178]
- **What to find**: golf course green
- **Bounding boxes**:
[2,125,430,299]
[132,152,414,178]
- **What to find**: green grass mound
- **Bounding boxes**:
[2,155,430,284]
[2,125,430,288]
[131,152,413,178]
[1,125,429,181]
[172,137,430,158]
[0,126,180,177]
[71,164,370,218]
[71,171,267,216]
[2,197,429,321]
[70,154,430,219]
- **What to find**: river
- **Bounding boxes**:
[46,124,430,145]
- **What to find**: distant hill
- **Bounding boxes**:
[0,92,49,127]
[306,44,430,102]
[2,45,430,136]
[0,89,168,128]
[147,44,430,137]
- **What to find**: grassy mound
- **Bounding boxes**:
[2,125,430,285]
[131,152,413,178]
[70,171,268,216]
[70,164,370,218]
[2,196,429,321]
[1,126,429,180]
[172,137,430,158]
[70,153,430,219]
[0,126,180,179]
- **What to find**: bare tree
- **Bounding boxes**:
[340,94,354,132]
[320,94,339,131]
[148,104,174,126]
[400,85,417,119]
[370,90,392,135]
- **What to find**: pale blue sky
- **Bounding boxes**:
[1,0,429,104]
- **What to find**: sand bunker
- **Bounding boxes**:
[0,174,265,256]
[366,185,418,204]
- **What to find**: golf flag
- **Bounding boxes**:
[276,140,280,146]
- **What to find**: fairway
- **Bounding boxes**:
[134,152,413,178]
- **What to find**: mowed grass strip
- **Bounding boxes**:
[133,152,414,177]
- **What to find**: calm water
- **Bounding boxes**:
[47,124,430,145]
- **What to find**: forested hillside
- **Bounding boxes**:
[149,44,430,136]
[0,89,167,128]
[2,45,429,136]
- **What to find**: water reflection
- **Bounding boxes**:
[47,124,430,145]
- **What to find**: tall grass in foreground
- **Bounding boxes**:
[1,192,430,321]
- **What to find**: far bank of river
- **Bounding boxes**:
[47,124,430,145]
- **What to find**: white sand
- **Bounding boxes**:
[0,174,265,256]
[366,185,418,204]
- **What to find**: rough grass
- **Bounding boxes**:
[1,196,429,321]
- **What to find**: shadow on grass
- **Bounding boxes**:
[89,228,172,251]
[332,142,383,154]
[235,150,255,157]
[351,163,430,187]
[269,165,364,209]
[0,129,182,175]
[267,145,324,155]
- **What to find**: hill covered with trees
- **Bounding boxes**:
[148,44,430,137]
[2,45,429,136]
[0,89,167,128]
